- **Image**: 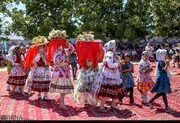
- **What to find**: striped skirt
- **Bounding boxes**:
[31,67,51,92]
[7,66,27,86]
[98,83,127,100]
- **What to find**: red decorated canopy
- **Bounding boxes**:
[46,38,67,65]
[76,40,104,70]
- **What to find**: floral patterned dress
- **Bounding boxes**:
[7,54,27,86]
[31,53,51,92]
[49,45,74,93]
[137,59,154,91]
[74,67,98,104]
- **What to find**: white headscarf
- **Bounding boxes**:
[107,40,116,52]
[155,49,171,80]
[103,42,109,53]
[6,46,17,62]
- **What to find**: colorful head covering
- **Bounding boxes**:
[76,32,104,70]
[46,29,69,65]
[24,36,48,71]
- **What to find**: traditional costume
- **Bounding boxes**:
[74,32,104,106]
[46,29,75,109]
[92,40,126,112]
[6,45,27,95]
[137,51,154,104]
[24,36,51,100]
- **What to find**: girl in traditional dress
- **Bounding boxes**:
[147,49,174,113]
[119,53,135,105]
[47,29,75,109]
[7,45,27,96]
[24,36,51,100]
[6,46,16,91]
[136,51,154,106]
[93,40,126,112]
[74,32,104,107]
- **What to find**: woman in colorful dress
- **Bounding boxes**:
[136,51,154,106]
[74,32,104,107]
[7,45,27,96]
[147,49,174,113]
[47,29,75,109]
[24,36,51,100]
[93,40,126,112]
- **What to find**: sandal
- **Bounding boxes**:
[98,107,108,113]
[165,107,174,113]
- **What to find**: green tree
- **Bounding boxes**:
[152,0,180,37]
[118,0,153,42]
[3,0,77,39]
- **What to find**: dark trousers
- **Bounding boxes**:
[71,62,77,79]
[120,87,134,103]
[149,92,168,108]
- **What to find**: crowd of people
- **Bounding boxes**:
[1,30,179,115]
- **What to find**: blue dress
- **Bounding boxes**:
[121,61,135,88]
[150,60,172,94]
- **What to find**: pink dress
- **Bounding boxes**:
[7,54,27,86]
[49,44,75,93]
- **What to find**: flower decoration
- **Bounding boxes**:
[31,36,48,45]
[77,31,94,41]
[48,29,68,40]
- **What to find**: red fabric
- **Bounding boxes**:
[46,38,67,65]
[24,45,38,71]
[76,41,104,70]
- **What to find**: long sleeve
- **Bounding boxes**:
[53,49,65,65]
[64,42,75,56]
[104,52,118,68]
[11,55,20,66]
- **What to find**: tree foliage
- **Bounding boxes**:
[152,0,180,37]
[0,0,179,41]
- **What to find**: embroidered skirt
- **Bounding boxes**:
[7,66,27,86]
[31,67,51,92]
[49,66,74,93]
[98,76,127,99]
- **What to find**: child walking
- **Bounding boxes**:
[119,53,135,105]
[147,49,174,113]
[137,51,154,106]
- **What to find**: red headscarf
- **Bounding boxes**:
[46,38,67,65]
[24,45,38,71]
[76,41,104,70]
